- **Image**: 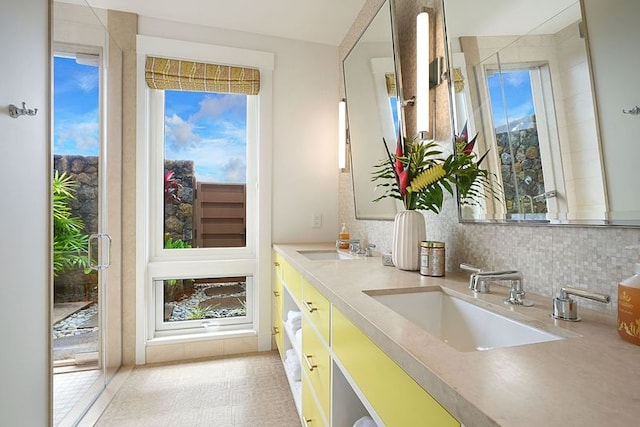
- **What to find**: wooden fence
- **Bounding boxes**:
[193,182,246,248]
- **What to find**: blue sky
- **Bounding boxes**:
[53,56,100,156]
[54,56,247,183]
[487,69,535,129]
[164,90,247,183]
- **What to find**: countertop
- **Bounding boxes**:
[273,243,640,427]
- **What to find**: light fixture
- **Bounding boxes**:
[338,99,347,170]
[416,9,430,140]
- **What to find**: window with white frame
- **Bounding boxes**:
[137,37,273,341]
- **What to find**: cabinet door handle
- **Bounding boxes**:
[274,261,280,267]
[302,418,312,427]
[303,301,317,313]
[303,353,317,371]
[272,326,279,336]
[273,290,280,297]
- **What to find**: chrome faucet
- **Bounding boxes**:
[335,238,364,255]
[551,287,610,321]
[461,264,533,306]
[364,243,376,257]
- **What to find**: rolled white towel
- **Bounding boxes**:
[288,320,302,334]
[294,328,302,350]
[285,349,297,364]
[288,358,301,381]
[287,310,302,321]
[353,415,377,427]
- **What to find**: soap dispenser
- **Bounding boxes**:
[618,248,640,345]
[338,223,350,249]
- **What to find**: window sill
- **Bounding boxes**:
[148,328,257,346]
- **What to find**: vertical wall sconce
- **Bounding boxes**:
[416,9,430,140]
[338,99,347,170]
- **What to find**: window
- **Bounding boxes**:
[163,90,250,249]
[155,276,253,335]
[137,37,273,346]
[486,64,559,218]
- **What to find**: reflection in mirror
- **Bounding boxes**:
[344,0,402,220]
[444,0,608,224]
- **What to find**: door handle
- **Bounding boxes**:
[88,233,112,270]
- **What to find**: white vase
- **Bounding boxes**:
[392,210,426,271]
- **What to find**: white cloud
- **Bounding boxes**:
[77,71,99,93]
[192,94,245,121]
[504,71,528,88]
[165,113,200,150]
[223,157,246,182]
[55,111,99,154]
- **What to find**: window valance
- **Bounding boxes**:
[385,73,397,97]
[145,56,260,95]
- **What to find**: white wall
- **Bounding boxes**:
[584,0,640,220]
[137,17,341,243]
[0,0,51,425]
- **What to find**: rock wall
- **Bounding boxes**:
[164,160,195,246]
[53,155,99,302]
[495,128,547,214]
[52,155,196,302]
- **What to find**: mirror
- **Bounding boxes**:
[344,0,403,220]
[443,0,624,225]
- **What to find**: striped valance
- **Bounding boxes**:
[385,73,397,97]
[145,56,260,95]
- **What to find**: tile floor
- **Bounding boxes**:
[95,351,300,426]
[54,369,102,426]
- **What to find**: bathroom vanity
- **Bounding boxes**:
[272,243,640,426]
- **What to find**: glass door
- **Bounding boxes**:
[51,0,123,423]
[52,50,108,426]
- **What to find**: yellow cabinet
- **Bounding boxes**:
[272,261,284,355]
[302,319,331,420]
[282,259,303,303]
[302,377,328,427]
[332,307,460,427]
[302,278,330,344]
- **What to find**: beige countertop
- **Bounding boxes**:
[273,243,640,427]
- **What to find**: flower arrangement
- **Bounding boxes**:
[372,124,496,213]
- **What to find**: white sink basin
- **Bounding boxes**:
[365,288,563,352]
[297,250,356,261]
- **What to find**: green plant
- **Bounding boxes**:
[371,126,499,213]
[187,302,219,320]
[164,233,192,249]
[53,170,90,277]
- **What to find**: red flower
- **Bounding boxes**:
[456,122,478,156]
[395,131,408,195]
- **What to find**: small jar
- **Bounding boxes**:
[420,241,445,277]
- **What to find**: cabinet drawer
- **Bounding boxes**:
[283,262,303,303]
[272,287,284,355]
[302,376,327,427]
[272,306,284,356]
[302,279,330,343]
[332,307,459,427]
[302,320,331,420]
[273,252,302,303]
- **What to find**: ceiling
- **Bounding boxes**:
[85,0,367,46]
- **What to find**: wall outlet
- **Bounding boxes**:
[312,213,322,229]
